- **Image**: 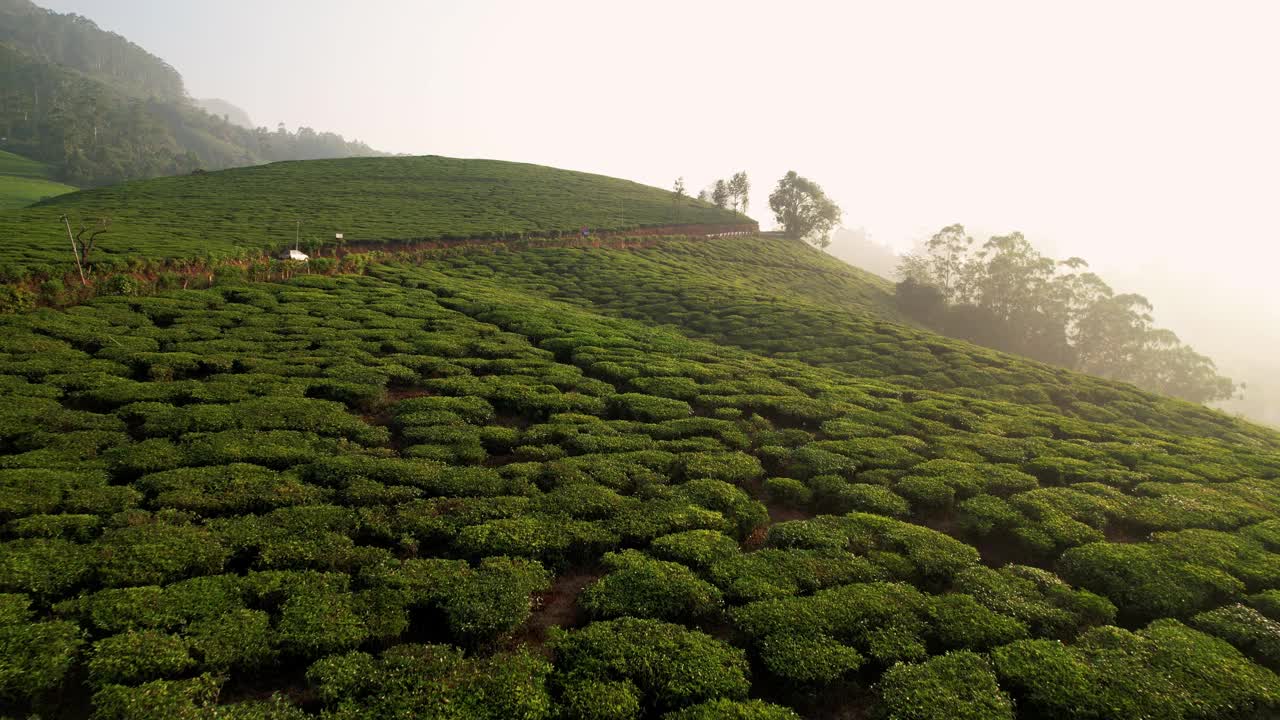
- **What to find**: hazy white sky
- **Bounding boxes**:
[40,0,1280,362]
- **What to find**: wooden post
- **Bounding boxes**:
[61,215,87,286]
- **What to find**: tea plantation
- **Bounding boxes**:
[0,156,747,275]
[2,164,1280,719]
[0,151,76,211]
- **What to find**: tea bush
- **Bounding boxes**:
[649,530,740,570]
[549,617,751,714]
[307,644,553,719]
[992,620,1280,719]
[662,699,802,719]
[876,651,1014,720]
[1190,603,1280,670]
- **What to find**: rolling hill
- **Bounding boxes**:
[0,149,76,210]
[1,158,1279,719]
[0,156,751,276]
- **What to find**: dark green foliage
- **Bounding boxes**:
[0,537,93,597]
[649,530,740,570]
[993,620,1280,719]
[709,548,882,603]
[953,565,1115,638]
[766,514,979,588]
[925,593,1029,650]
[65,581,234,635]
[559,678,641,720]
[732,582,931,666]
[362,556,551,644]
[5,512,99,540]
[757,632,864,685]
[306,644,553,720]
[136,463,324,515]
[1059,541,1245,623]
[876,651,1014,720]
[453,515,617,566]
[187,609,276,671]
[678,451,765,484]
[1248,590,1280,621]
[894,475,956,511]
[95,520,229,587]
[550,617,750,715]
[838,483,911,517]
[207,696,309,719]
[87,629,194,686]
[763,477,812,508]
[676,478,768,537]
[610,393,694,422]
[663,700,802,719]
[1191,604,1280,670]
[90,673,222,720]
[580,550,723,622]
[0,619,84,702]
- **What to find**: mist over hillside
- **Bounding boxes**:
[0,0,381,186]
[194,98,254,129]
[825,226,900,280]
[1100,267,1280,428]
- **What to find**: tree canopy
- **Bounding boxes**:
[768,171,842,248]
[896,224,1237,404]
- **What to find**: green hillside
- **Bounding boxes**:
[0,0,381,188]
[2,162,1280,719]
[442,238,1271,443]
[0,149,58,179]
[0,150,76,210]
[0,156,751,275]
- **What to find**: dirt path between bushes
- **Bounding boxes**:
[514,569,603,652]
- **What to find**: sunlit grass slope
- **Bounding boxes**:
[0,150,76,210]
[0,155,749,272]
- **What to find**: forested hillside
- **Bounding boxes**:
[895,226,1237,405]
[0,0,380,186]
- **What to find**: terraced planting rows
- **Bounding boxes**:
[0,156,748,276]
[437,238,1270,444]
[1,253,1279,719]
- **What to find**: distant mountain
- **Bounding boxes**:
[826,226,901,279]
[0,0,382,187]
[195,98,254,128]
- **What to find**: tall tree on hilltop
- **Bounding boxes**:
[728,171,751,214]
[711,179,730,210]
[768,171,842,247]
[672,177,686,222]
